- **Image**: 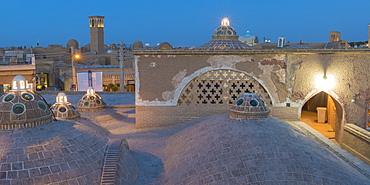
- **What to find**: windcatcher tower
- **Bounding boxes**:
[89,15,105,53]
[329,31,341,42]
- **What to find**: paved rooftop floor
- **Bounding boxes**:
[15,94,370,184]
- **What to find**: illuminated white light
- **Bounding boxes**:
[56,92,68,104]
[221,18,230,26]
[20,80,25,89]
[13,81,17,90]
[315,74,335,91]
[87,87,95,95]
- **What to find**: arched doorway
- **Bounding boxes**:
[300,91,343,144]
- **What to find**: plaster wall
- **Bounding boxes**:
[135,50,370,128]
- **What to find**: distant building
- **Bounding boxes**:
[0,16,135,92]
[238,31,259,46]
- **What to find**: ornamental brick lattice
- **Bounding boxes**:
[178,70,271,106]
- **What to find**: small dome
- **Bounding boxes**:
[198,18,253,49]
[110,43,117,50]
[77,87,107,111]
[66,39,79,49]
[133,41,143,49]
[51,93,80,120]
[229,93,270,119]
[214,18,237,36]
[0,76,53,130]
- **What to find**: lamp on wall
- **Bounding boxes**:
[315,74,335,91]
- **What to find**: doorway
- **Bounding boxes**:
[300,91,343,144]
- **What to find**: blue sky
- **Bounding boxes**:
[1,0,369,48]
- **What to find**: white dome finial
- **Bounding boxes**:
[10,75,28,91]
[221,18,230,26]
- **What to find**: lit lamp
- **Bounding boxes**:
[315,74,335,91]
[71,51,80,91]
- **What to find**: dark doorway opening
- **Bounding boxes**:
[300,91,343,144]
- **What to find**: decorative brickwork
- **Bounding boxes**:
[178,69,271,106]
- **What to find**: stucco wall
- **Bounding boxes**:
[134,50,370,128]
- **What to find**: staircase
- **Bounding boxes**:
[100,140,120,185]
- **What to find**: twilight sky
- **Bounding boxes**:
[1,0,369,48]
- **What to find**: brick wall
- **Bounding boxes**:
[342,124,370,165]
[114,139,138,184]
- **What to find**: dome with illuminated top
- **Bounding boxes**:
[213,18,237,37]
[198,18,252,49]
[0,75,53,130]
[77,87,107,111]
[51,92,80,120]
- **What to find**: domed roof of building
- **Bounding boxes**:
[213,18,237,36]
[163,115,370,184]
[198,18,252,49]
[77,87,107,111]
[0,119,108,184]
[51,92,80,120]
[133,41,143,49]
[229,93,270,119]
[110,43,117,50]
[0,75,53,130]
[66,39,79,49]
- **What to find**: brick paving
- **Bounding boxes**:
[1,93,370,184]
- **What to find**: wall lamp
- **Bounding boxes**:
[315,74,335,91]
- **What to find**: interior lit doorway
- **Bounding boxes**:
[300,91,343,144]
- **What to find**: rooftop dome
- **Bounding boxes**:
[213,18,237,37]
[51,92,80,120]
[77,87,107,111]
[229,93,270,119]
[163,115,370,184]
[0,119,108,184]
[0,75,53,130]
[66,39,79,49]
[198,18,252,49]
[133,41,143,49]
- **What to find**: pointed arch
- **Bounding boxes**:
[300,89,345,143]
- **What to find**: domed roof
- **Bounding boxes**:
[133,41,143,49]
[163,115,370,184]
[198,18,252,49]
[66,39,79,49]
[229,93,270,119]
[0,75,53,130]
[198,40,252,49]
[51,93,80,120]
[0,119,108,184]
[77,87,107,111]
[213,18,237,36]
[110,43,117,50]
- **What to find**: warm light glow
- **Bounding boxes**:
[20,80,25,89]
[315,74,335,91]
[87,87,95,95]
[12,81,17,90]
[56,93,68,103]
[221,18,230,26]
[74,54,81,59]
